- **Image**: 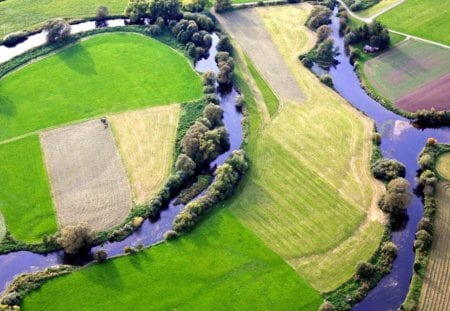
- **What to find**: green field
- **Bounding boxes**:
[22,209,322,310]
[0,135,57,243]
[0,0,126,38]
[364,39,450,101]
[378,0,450,46]
[0,32,202,142]
[436,152,450,180]
[356,0,403,18]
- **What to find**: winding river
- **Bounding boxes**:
[0,26,243,294]
[315,7,450,311]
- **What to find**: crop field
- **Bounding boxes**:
[364,39,450,107]
[0,135,57,243]
[222,4,384,291]
[436,152,450,180]
[0,32,202,141]
[41,120,131,232]
[22,208,322,310]
[378,0,450,46]
[109,105,180,205]
[0,0,126,38]
[418,182,450,311]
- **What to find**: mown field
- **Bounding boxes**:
[0,136,57,243]
[356,0,404,18]
[110,105,181,205]
[223,4,384,291]
[22,208,322,310]
[378,0,450,46]
[418,182,450,311]
[364,39,450,103]
[436,152,450,180]
[0,0,126,38]
[0,32,202,142]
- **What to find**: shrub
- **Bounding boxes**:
[426,137,437,145]
[164,230,179,240]
[301,56,314,68]
[381,242,397,265]
[93,250,108,262]
[372,132,381,145]
[183,13,214,31]
[217,36,233,53]
[418,153,433,170]
[371,159,406,182]
[316,38,335,66]
[1,292,21,307]
[145,24,162,36]
[379,177,411,216]
[124,0,149,23]
[316,25,331,42]
[132,216,144,228]
[95,5,109,20]
[57,223,95,254]
[319,301,335,311]
[320,74,333,87]
[355,261,376,281]
[236,94,245,109]
[44,19,71,44]
[414,230,432,252]
[182,0,208,12]
[214,0,232,13]
[216,52,235,85]
[419,170,437,188]
[307,6,332,30]
[2,31,28,47]
[176,153,197,176]
[203,103,224,127]
[417,217,433,234]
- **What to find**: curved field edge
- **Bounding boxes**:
[221,3,384,291]
[21,208,322,311]
[0,32,202,142]
[436,152,450,180]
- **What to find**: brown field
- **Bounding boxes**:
[418,182,450,311]
[109,105,180,205]
[40,120,132,231]
[216,9,307,103]
[396,73,450,112]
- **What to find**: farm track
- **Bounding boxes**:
[418,182,450,311]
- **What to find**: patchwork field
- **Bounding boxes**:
[109,105,180,205]
[0,0,126,38]
[22,209,322,311]
[41,120,131,232]
[0,32,202,141]
[221,4,385,291]
[378,0,450,46]
[364,39,450,109]
[0,136,57,243]
[418,182,450,311]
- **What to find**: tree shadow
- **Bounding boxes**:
[58,44,97,76]
[83,260,124,290]
[0,93,16,117]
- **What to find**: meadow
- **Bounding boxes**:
[0,32,202,142]
[22,209,322,310]
[356,0,404,18]
[378,0,450,46]
[0,0,126,38]
[0,135,57,243]
[223,4,385,291]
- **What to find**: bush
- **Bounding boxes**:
[164,230,179,240]
[214,0,232,13]
[217,36,233,53]
[316,38,335,66]
[2,31,28,47]
[182,0,208,12]
[317,25,331,42]
[417,217,433,234]
[372,132,381,145]
[176,153,197,176]
[355,261,376,281]
[381,242,397,265]
[371,159,406,182]
[236,94,245,109]
[145,24,162,36]
[320,74,333,87]
[418,153,433,170]
[301,56,314,68]
[93,250,108,262]
[44,19,71,44]
[183,13,214,31]
[95,5,109,20]
[427,137,437,145]
[216,52,235,85]
[57,223,95,254]
[319,301,335,311]
[307,6,332,30]
[414,230,432,252]
[418,170,437,188]
[379,177,411,216]
[204,103,224,127]
[1,292,21,307]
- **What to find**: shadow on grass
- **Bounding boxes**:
[0,93,16,117]
[58,44,97,76]
[83,260,124,290]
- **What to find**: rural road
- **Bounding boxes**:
[336,0,450,49]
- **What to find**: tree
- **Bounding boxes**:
[371,159,406,182]
[93,250,108,262]
[316,38,335,65]
[124,0,149,23]
[307,6,332,30]
[217,36,232,53]
[380,177,411,216]
[316,25,331,43]
[319,301,335,311]
[175,154,197,176]
[214,0,232,13]
[57,223,95,254]
[44,19,71,44]
[355,261,376,281]
[95,6,109,20]
[182,0,208,12]
[414,230,432,252]
[204,103,224,127]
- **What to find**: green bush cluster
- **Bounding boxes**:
[216,51,235,85]
[172,150,249,232]
[306,5,332,30]
[371,158,406,183]
[412,109,450,127]
[172,16,213,59]
[214,0,232,13]
[124,0,181,23]
[378,177,411,217]
[343,0,380,12]
[175,175,212,205]
[344,21,390,50]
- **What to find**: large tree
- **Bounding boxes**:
[57,223,95,254]
[44,19,71,44]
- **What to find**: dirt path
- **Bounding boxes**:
[40,120,132,232]
[418,182,450,311]
[215,9,305,104]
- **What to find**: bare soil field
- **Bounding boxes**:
[109,105,180,205]
[40,120,132,231]
[396,73,450,112]
[418,182,450,311]
[365,39,450,102]
[216,9,306,103]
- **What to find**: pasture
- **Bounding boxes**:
[22,209,322,311]
[436,152,450,180]
[0,136,57,243]
[418,182,450,311]
[40,120,131,232]
[0,32,202,141]
[364,39,450,107]
[222,4,384,291]
[378,0,450,46]
[110,105,180,205]
[356,0,404,18]
[0,0,126,38]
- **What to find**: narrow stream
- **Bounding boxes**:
[312,7,450,311]
[0,30,243,294]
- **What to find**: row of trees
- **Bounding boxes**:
[306,5,332,30]
[344,20,390,50]
[124,0,181,23]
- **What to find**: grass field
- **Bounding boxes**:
[0,32,202,142]
[22,208,322,311]
[436,152,450,180]
[0,213,5,241]
[223,4,384,291]
[110,105,180,205]
[356,0,403,18]
[378,0,450,46]
[364,39,450,102]
[0,0,126,38]
[0,135,57,243]
[418,182,450,310]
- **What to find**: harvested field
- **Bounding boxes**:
[222,4,384,291]
[109,105,180,205]
[40,120,132,232]
[418,182,450,311]
[396,73,450,112]
[216,9,305,103]
[436,152,450,181]
[365,39,450,102]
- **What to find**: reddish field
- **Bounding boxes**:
[395,73,450,112]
